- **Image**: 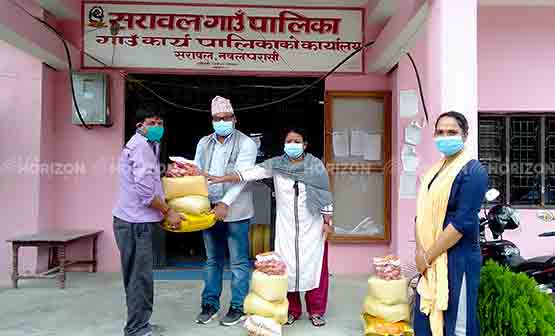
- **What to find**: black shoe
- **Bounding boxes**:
[220,307,246,326]
[195,305,219,324]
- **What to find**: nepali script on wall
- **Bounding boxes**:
[82,2,364,73]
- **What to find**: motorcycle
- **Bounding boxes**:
[479,189,521,266]
[479,189,555,295]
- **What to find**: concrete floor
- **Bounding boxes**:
[0,272,369,336]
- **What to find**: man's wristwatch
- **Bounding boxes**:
[161,207,170,216]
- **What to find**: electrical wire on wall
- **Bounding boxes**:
[406,52,429,125]
[10,0,92,129]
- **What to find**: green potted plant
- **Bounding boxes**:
[479,261,555,336]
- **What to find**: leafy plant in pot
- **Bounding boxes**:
[478,261,555,336]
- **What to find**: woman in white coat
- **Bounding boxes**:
[209,128,333,327]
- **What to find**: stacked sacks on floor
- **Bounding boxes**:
[244,252,289,336]
[161,158,216,232]
[362,256,414,336]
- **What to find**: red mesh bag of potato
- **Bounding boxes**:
[373,255,402,280]
[255,252,287,276]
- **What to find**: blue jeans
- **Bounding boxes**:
[201,218,251,311]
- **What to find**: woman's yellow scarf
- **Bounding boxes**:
[416,149,472,336]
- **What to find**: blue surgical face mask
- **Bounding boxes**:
[434,135,464,156]
[284,143,304,159]
[145,125,164,142]
[213,121,234,137]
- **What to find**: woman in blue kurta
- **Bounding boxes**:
[413,111,488,336]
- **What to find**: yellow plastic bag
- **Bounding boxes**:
[162,176,208,200]
[368,276,409,305]
[363,296,410,323]
[362,314,414,336]
[251,270,288,302]
[168,195,210,215]
[244,293,288,325]
[249,224,271,258]
[161,212,216,233]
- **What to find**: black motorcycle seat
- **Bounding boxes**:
[525,255,554,264]
[512,255,555,271]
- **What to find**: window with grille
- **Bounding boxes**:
[546,117,555,204]
[479,117,506,203]
[478,114,555,206]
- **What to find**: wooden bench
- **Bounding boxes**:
[7,230,103,289]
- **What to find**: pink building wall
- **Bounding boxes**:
[389,3,555,266]
[392,0,480,265]
[49,70,125,272]
[0,41,43,285]
[36,64,58,272]
[390,38,428,267]
[478,7,555,112]
[39,65,57,232]
[3,4,555,286]
[478,7,555,259]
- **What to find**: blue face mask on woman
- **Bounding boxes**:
[145,125,164,142]
[434,135,464,156]
[213,121,234,137]
[284,143,304,159]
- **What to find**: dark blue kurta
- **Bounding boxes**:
[414,159,489,336]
